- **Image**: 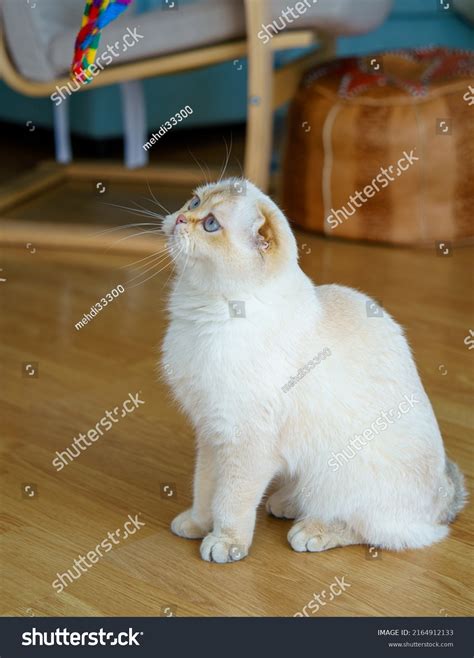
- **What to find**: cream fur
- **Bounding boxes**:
[161,178,466,563]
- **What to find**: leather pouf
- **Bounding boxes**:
[282,49,474,246]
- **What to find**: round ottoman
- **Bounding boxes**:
[282,49,474,246]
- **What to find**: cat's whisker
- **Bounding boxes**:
[92,221,163,237]
[110,228,163,247]
[218,134,233,184]
[125,250,174,280]
[127,247,182,289]
[146,179,170,215]
[163,253,179,289]
[121,246,170,270]
[172,243,190,292]
[126,261,172,289]
[125,209,164,223]
[131,199,166,221]
[102,201,165,222]
[217,138,229,183]
[234,155,244,180]
[162,240,184,288]
[125,253,174,285]
[125,253,168,276]
[188,148,210,186]
[138,196,167,219]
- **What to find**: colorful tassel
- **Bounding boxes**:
[72,0,134,83]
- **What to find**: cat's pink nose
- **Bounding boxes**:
[176,214,187,225]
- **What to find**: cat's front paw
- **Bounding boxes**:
[200,534,248,563]
[171,509,211,539]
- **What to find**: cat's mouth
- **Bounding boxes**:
[171,223,187,243]
[168,228,191,259]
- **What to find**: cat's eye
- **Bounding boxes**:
[188,195,200,210]
[203,214,221,233]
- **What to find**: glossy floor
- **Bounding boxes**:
[1,229,473,616]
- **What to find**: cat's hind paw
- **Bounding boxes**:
[266,490,298,519]
[288,519,358,552]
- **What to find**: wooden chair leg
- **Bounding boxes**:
[244,0,274,192]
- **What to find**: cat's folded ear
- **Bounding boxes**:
[254,201,279,253]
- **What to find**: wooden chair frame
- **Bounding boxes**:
[0,0,335,246]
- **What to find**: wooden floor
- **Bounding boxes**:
[1,204,472,616]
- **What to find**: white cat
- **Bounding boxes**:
[161,178,466,563]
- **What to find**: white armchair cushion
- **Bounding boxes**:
[3,0,83,81]
[269,0,392,36]
[454,0,474,23]
[2,0,393,82]
[50,0,246,81]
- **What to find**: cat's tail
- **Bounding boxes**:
[439,459,467,524]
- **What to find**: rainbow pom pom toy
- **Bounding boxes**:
[72,0,134,82]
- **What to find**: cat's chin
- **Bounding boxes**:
[167,235,186,255]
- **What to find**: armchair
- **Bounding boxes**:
[0,0,392,208]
